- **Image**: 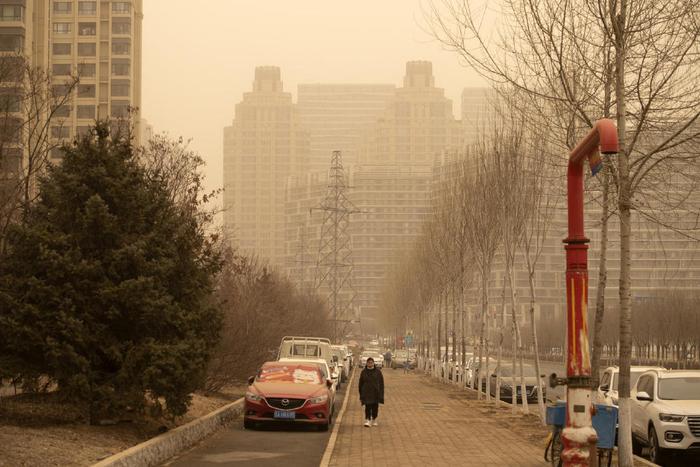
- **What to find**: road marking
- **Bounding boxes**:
[202,451,286,463]
[319,369,355,467]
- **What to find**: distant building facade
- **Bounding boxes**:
[297,83,395,173]
[223,66,309,267]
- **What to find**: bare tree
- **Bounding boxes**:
[0,56,78,253]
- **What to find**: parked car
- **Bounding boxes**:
[244,360,335,431]
[631,369,700,464]
[359,351,384,368]
[277,336,333,368]
[331,345,350,382]
[489,364,546,404]
[390,349,415,369]
[278,357,337,393]
[596,365,665,408]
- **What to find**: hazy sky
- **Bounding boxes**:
[142,0,484,196]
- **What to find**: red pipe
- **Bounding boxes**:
[562,119,618,467]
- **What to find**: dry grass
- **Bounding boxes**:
[0,385,246,467]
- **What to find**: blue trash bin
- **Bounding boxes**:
[545,402,618,449]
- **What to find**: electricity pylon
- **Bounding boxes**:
[313,150,359,342]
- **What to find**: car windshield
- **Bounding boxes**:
[612,370,645,391]
[658,377,700,400]
[499,366,537,377]
[257,364,322,385]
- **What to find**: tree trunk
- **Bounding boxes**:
[477,268,488,399]
[614,2,633,463]
[528,269,546,423]
[497,272,507,408]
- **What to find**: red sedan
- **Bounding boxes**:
[244,361,335,431]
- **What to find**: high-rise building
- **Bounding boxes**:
[286,62,461,329]
[297,83,395,173]
[223,66,309,267]
[357,61,461,165]
[0,0,143,165]
[461,87,496,144]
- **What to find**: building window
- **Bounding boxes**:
[0,34,23,52]
[0,117,21,143]
[52,63,72,76]
[77,63,96,77]
[78,22,96,36]
[53,2,72,14]
[53,42,72,55]
[0,147,21,174]
[77,105,95,119]
[112,2,130,14]
[77,42,96,56]
[0,93,20,113]
[112,19,131,35]
[110,80,129,97]
[52,84,73,97]
[110,100,129,118]
[78,1,97,15]
[50,147,66,160]
[76,126,91,137]
[111,40,129,55]
[52,104,71,117]
[111,61,130,76]
[51,126,70,139]
[0,5,23,21]
[78,84,95,98]
[53,23,72,34]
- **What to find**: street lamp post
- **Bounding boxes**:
[562,119,618,467]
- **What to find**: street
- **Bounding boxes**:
[163,380,349,467]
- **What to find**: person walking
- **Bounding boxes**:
[359,357,384,427]
[384,349,392,369]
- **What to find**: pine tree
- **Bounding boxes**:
[0,124,222,422]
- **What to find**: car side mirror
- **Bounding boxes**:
[247,376,255,385]
[326,379,333,388]
[636,391,652,401]
[600,384,610,392]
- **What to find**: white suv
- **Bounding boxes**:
[596,366,665,408]
[631,369,700,464]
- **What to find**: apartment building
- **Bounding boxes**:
[223,66,309,267]
[297,83,395,174]
[0,0,143,167]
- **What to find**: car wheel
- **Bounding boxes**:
[648,425,665,465]
[243,418,255,430]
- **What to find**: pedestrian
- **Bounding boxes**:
[384,350,392,368]
[359,357,384,427]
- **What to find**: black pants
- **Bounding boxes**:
[364,403,379,419]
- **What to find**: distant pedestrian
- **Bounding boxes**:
[384,350,392,368]
[359,357,384,427]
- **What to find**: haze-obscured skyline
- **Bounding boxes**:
[142,0,484,197]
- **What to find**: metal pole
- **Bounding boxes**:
[561,119,618,467]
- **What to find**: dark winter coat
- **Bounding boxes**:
[359,367,384,405]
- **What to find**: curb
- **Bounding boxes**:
[92,397,244,467]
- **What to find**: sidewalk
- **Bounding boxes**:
[328,370,546,467]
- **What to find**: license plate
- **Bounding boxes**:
[274,410,295,420]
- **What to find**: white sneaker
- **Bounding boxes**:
[364,419,371,427]
[372,419,379,426]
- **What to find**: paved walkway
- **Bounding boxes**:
[328,369,547,467]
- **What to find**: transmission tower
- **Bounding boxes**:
[313,150,359,342]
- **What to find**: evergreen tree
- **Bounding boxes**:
[0,124,222,422]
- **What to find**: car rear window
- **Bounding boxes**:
[257,365,322,385]
[291,344,320,357]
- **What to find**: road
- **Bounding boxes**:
[164,377,350,467]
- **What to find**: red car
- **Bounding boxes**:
[244,361,335,431]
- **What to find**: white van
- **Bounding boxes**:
[277,336,333,368]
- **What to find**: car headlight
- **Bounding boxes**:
[245,391,262,402]
[309,394,329,404]
[659,413,685,422]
